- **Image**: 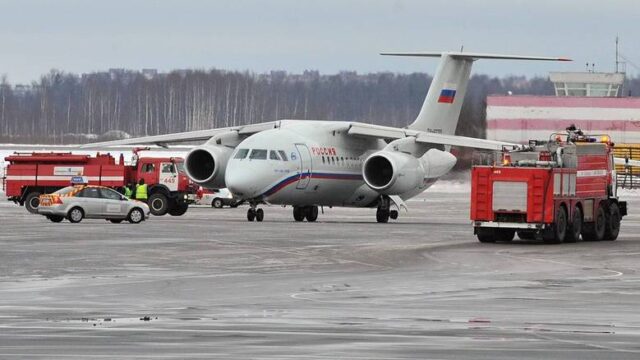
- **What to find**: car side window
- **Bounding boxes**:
[78,187,100,198]
[100,188,122,200]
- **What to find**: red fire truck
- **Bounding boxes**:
[471,128,627,243]
[2,148,198,216]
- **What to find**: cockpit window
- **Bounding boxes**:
[249,149,268,160]
[278,150,288,161]
[234,149,249,159]
[269,150,280,160]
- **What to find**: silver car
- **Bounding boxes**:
[38,185,150,224]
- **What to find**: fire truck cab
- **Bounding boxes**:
[471,127,627,243]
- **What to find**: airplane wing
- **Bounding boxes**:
[346,122,518,150]
[79,121,282,148]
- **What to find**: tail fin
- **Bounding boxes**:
[381,51,571,135]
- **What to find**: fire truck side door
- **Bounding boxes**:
[160,162,178,192]
[139,161,157,187]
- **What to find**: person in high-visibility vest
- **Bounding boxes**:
[123,184,133,198]
[135,179,148,201]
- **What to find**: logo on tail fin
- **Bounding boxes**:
[438,83,457,104]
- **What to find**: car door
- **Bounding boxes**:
[76,187,103,217]
[99,188,126,218]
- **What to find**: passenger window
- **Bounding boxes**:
[249,149,267,160]
[322,156,325,164]
[100,188,122,200]
[278,150,288,161]
[269,150,280,160]
[78,187,100,198]
[234,149,249,159]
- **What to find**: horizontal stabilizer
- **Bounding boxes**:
[380,51,571,62]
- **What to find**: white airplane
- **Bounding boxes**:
[85,51,570,223]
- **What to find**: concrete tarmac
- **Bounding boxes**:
[1,183,640,359]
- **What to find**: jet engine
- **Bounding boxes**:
[184,144,234,189]
[362,151,426,195]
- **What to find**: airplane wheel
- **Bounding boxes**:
[256,208,264,222]
[376,209,389,223]
[305,206,318,222]
[293,206,305,222]
[247,209,256,222]
[389,210,398,220]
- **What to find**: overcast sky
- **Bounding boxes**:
[1,0,638,83]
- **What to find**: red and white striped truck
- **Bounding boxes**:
[2,149,198,216]
[471,128,627,243]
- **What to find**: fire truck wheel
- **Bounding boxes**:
[476,228,496,243]
[604,202,621,241]
[545,206,567,244]
[148,193,169,216]
[109,219,124,224]
[495,229,515,242]
[169,203,189,216]
[24,192,42,214]
[212,198,224,208]
[293,206,305,222]
[47,215,64,223]
[67,207,84,223]
[583,205,606,241]
[565,207,583,243]
[128,208,144,224]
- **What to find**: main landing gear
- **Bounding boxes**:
[247,204,264,222]
[376,196,399,223]
[293,205,318,222]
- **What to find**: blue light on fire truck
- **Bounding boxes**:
[71,176,89,184]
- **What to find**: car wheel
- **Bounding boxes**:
[109,219,124,224]
[48,215,64,223]
[128,208,144,224]
[148,193,169,216]
[24,192,42,214]
[212,198,224,208]
[67,207,84,223]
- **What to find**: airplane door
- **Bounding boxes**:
[295,144,312,189]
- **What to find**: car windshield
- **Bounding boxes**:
[53,186,79,195]
[175,161,185,173]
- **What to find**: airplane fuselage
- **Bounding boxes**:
[224,121,448,207]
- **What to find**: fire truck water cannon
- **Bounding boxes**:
[471,127,627,244]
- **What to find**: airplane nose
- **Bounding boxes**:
[226,168,258,198]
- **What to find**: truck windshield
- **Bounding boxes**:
[175,162,185,173]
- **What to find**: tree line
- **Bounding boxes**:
[1,69,639,144]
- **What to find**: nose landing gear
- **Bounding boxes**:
[247,205,264,222]
[376,196,399,223]
[293,205,318,222]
